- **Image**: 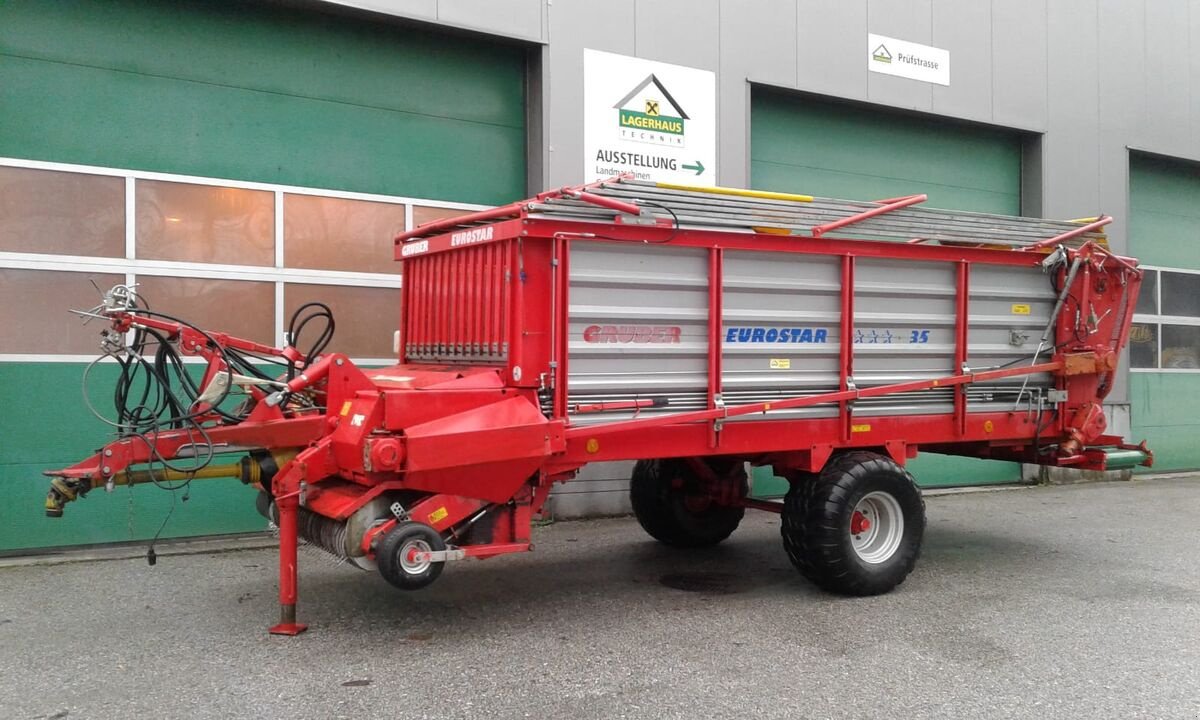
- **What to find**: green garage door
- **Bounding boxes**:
[0,0,527,552]
[1128,154,1200,471]
[750,89,1024,490]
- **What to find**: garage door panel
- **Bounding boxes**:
[1129,154,1200,472]
[751,89,1021,214]
[0,0,527,132]
[753,161,1019,213]
[0,3,527,206]
[0,59,526,208]
[1130,156,1200,270]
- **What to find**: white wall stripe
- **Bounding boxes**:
[0,253,403,287]
[0,156,489,211]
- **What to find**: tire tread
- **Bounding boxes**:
[781,451,925,596]
[630,459,745,548]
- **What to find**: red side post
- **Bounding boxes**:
[553,236,570,417]
[707,247,724,448]
[506,240,517,376]
[839,255,855,442]
[953,261,970,437]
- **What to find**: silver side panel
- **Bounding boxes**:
[853,259,956,417]
[565,241,1054,424]
[567,243,708,422]
[967,263,1057,411]
[721,250,840,420]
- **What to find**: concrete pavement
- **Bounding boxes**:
[1,476,1197,719]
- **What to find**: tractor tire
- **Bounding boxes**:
[630,458,747,548]
[377,521,447,591]
[781,451,925,596]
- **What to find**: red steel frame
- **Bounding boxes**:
[390,190,1144,480]
[45,180,1148,635]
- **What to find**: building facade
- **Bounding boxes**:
[2,0,1197,551]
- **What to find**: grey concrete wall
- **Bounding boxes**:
[320,0,547,42]
[321,0,1200,269]
[334,0,1200,243]
[324,0,1200,513]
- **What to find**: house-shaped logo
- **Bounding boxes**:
[872,44,892,63]
[614,74,688,147]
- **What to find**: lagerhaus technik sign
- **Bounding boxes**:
[583,49,717,184]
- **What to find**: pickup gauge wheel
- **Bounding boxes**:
[630,458,747,548]
[377,521,447,591]
[781,451,925,595]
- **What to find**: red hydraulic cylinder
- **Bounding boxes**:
[1024,216,1111,251]
[574,190,642,216]
[811,194,927,237]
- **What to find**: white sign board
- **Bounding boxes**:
[583,49,716,183]
[867,33,950,86]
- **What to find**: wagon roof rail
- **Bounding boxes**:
[397,175,1110,250]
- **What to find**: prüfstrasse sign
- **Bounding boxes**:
[868,33,950,86]
[583,49,716,183]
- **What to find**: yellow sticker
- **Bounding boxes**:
[1012,303,1031,315]
[428,507,448,524]
[585,438,600,454]
[339,400,353,416]
[851,424,872,433]
[769,358,791,370]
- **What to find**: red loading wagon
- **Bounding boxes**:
[44,176,1152,635]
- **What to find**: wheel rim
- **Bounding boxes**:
[399,538,433,575]
[849,491,904,564]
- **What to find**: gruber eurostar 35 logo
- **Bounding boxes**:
[614,73,688,147]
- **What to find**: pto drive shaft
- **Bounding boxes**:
[44,455,278,517]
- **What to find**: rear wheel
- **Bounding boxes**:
[377,521,446,591]
[781,451,925,595]
[630,458,747,547]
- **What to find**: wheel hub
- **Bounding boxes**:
[399,538,433,575]
[850,510,872,535]
[849,491,904,564]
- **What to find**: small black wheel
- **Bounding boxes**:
[781,451,925,596]
[377,521,446,591]
[630,458,747,548]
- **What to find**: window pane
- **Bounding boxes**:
[413,205,473,228]
[1134,270,1156,315]
[134,276,274,345]
[1162,324,1200,369]
[1128,322,1158,369]
[0,269,125,353]
[284,284,398,358]
[283,194,405,274]
[1160,272,1200,318]
[0,166,124,257]
[136,180,274,266]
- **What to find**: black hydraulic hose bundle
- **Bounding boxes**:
[286,302,335,381]
[97,300,336,449]
[81,294,336,558]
